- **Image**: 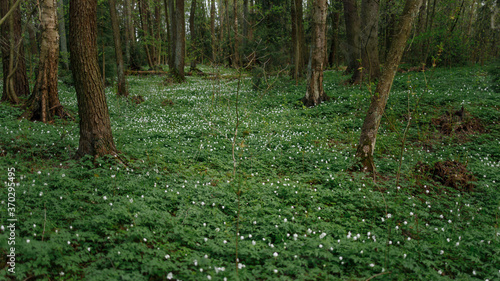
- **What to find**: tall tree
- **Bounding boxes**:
[232,0,240,67]
[342,0,361,76]
[70,0,117,158]
[210,0,216,62]
[302,0,329,107]
[57,0,69,70]
[328,2,341,68]
[109,0,129,96]
[359,0,381,80]
[291,0,306,81]
[189,0,198,70]
[138,0,155,69]
[355,0,423,172]
[0,0,29,104]
[22,0,69,122]
[168,0,185,81]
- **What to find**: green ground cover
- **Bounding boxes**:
[0,65,499,280]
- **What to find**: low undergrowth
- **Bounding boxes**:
[0,65,499,280]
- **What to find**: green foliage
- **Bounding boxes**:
[488,58,500,93]
[1,66,500,280]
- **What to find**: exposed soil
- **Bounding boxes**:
[431,107,485,138]
[414,160,476,192]
[131,95,145,104]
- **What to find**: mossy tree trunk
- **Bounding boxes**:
[109,0,129,97]
[302,0,329,107]
[355,0,423,172]
[69,0,117,159]
[22,0,69,122]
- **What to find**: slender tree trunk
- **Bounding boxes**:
[174,0,185,80]
[302,0,329,107]
[328,9,340,67]
[342,0,361,76]
[359,0,381,81]
[124,0,131,65]
[189,0,198,70]
[416,0,427,63]
[355,0,423,172]
[138,0,154,69]
[210,0,216,62]
[243,0,248,45]
[109,0,129,97]
[22,0,69,122]
[168,0,175,68]
[292,0,306,80]
[57,0,69,70]
[0,0,29,103]
[232,0,240,68]
[69,0,117,159]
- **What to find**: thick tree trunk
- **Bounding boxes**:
[109,0,129,97]
[359,0,381,81]
[69,0,117,159]
[57,0,69,70]
[355,0,423,172]
[302,0,329,107]
[342,0,361,76]
[22,0,69,122]
[173,0,185,80]
[0,0,29,104]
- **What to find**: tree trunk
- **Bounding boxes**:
[359,0,381,81]
[243,0,248,45]
[328,8,340,68]
[355,0,423,172]
[22,0,69,122]
[302,0,329,107]
[167,0,175,69]
[57,0,69,70]
[210,0,216,62]
[342,0,361,76]
[173,0,185,80]
[189,0,197,70]
[69,0,117,159]
[232,0,240,68]
[124,0,131,65]
[138,0,155,69]
[109,0,129,97]
[292,0,306,81]
[0,0,29,104]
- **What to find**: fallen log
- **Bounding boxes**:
[125,70,168,75]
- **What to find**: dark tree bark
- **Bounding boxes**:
[57,0,69,70]
[328,2,341,68]
[0,0,29,104]
[109,0,129,97]
[189,0,198,70]
[291,0,306,81]
[174,0,186,82]
[232,0,240,68]
[243,0,248,44]
[69,0,117,159]
[138,0,155,69]
[355,0,423,172]
[359,0,381,81]
[302,0,329,107]
[124,0,132,65]
[210,0,216,62]
[22,0,69,122]
[342,0,361,76]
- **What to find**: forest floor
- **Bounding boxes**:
[0,65,499,280]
